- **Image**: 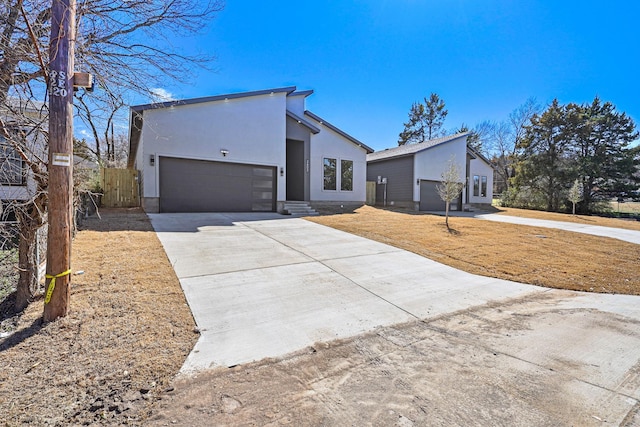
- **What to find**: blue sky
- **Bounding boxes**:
[145,0,640,152]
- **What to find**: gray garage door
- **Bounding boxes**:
[159,157,276,213]
[419,180,460,211]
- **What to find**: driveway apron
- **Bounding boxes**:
[149,212,640,425]
[150,213,542,370]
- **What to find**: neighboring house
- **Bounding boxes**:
[0,98,47,221]
[366,133,494,211]
[127,86,373,213]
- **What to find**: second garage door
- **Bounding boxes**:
[419,180,460,211]
[159,157,276,213]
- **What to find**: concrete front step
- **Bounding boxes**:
[283,202,319,216]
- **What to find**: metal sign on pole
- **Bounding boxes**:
[44,0,75,322]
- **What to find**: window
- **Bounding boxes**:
[473,175,479,197]
[340,159,353,191]
[323,157,336,190]
[481,176,487,197]
[0,136,25,186]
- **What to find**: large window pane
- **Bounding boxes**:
[473,175,479,197]
[481,176,487,197]
[340,159,353,191]
[323,158,336,190]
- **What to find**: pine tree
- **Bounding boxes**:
[515,99,571,211]
[398,93,447,145]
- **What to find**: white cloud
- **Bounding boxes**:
[150,88,176,103]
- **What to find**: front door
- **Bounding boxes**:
[286,139,305,201]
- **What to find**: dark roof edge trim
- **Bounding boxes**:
[131,86,297,112]
[304,110,374,153]
[288,90,314,98]
[286,110,321,134]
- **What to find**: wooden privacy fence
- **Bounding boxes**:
[100,168,139,208]
[366,181,376,205]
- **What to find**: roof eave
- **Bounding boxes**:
[304,110,374,153]
[286,110,321,134]
[131,86,297,112]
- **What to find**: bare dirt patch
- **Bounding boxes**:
[0,208,197,426]
[147,291,640,427]
[307,206,640,295]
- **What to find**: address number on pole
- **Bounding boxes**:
[49,70,68,97]
[52,153,71,167]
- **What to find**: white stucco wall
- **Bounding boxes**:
[413,135,467,201]
[138,92,288,201]
[285,94,306,116]
[308,122,368,202]
[468,157,494,204]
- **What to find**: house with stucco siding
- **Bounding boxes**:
[366,133,494,211]
[128,87,373,214]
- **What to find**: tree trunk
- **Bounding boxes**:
[445,201,450,229]
[15,210,40,311]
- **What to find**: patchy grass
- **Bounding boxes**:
[306,206,640,295]
[0,209,198,425]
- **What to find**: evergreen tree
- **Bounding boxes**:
[512,97,638,213]
[398,93,447,145]
[569,97,639,211]
[515,99,572,211]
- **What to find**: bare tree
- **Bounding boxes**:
[437,155,464,230]
[489,98,541,194]
[568,178,583,215]
[1,0,224,311]
[74,89,126,165]
[0,99,48,311]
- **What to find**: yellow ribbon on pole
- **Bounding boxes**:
[44,269,72,304]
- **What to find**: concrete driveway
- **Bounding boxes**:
[149,212,640,425]
[475,213,640,244]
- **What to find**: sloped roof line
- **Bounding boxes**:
[131,86,297,112]
[467,145,494,169]
[289,89,314,98]
[286,110,320,134]
[367,132,470,162]
[304,110,374,153]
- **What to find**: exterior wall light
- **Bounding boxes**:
[280,167,284,176]
[220,149,229,157]
[149,154,155,166]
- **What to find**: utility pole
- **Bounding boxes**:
[44,0,75,322]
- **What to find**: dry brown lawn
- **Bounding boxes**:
[307,206,640,295]
[0,209,198,425]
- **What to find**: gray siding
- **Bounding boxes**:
[367,156,414,204]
